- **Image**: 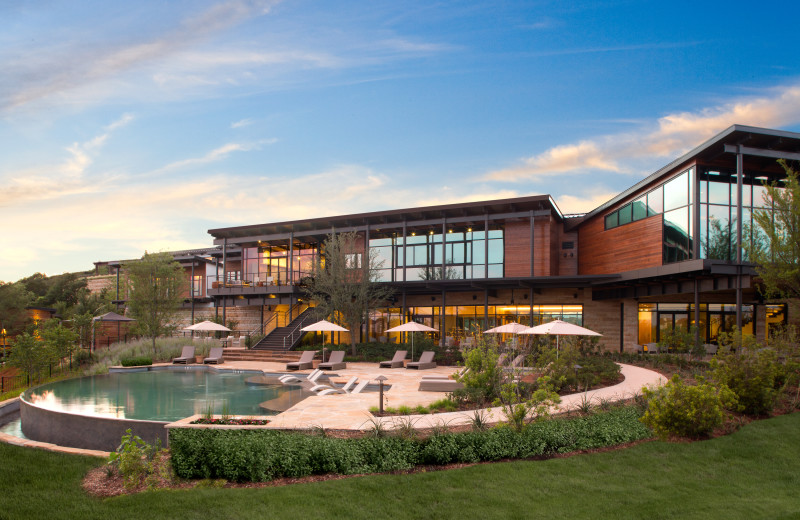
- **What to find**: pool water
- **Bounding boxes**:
[21,369,301,422]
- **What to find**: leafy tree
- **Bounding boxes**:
[40,272,88,308]
[418,264,460,280]
[303,232,395,354]
[40,320,79,369]
[8,332,48,382]
[124,252,187,356]
[749,160,800,300]
[0,281,34,335]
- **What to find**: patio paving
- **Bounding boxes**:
[218,360,666,431]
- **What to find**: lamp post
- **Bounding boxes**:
[375,375,388,415]
[1,328,6,360]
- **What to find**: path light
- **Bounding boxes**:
[573,364,583,392]
[375,375,388,415]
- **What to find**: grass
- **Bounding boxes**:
[0,413,798,519]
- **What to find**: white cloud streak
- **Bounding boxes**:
[1,1,281,111]
[486,83,800,182]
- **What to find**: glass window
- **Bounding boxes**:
[664,171,688,211]
[742,181,751,207]
[633,196,648,220]
[369,238,393,247]
[753,184,770,208]
[487,240,504,263]
[487,264,504,278]
[664,207,690,263]
[605,212,618,230]
[618,204,632,225]
[488,230,503,239]
[705,205,732,261]
[647,186,663,215]
[473,241,485,264]
[699,180,707,204]
[708,181,729,205]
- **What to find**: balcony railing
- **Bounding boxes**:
[206,271,308,291]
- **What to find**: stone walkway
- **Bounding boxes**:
[0,361,666,457]
[246,361,666,431]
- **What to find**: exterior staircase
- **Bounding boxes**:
[251,307,316,352]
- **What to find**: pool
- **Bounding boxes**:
[18,367,309,451]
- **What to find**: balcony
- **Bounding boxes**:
[206,273,303,297]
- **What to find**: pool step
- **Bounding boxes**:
[222,349,304,363]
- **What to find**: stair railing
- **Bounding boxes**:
[282,310,316,349]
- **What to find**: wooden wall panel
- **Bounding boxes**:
[558,230,578,276]
[578,214,663,274]
[504,220,532,277]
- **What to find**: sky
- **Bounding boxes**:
[2,0,800,282]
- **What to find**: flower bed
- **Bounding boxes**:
[190,417,270,426]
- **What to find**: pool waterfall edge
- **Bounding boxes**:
[20,398,169,452]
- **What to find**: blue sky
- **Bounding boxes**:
[2,0,800,282]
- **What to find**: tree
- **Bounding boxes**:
[303,232,395,354]
[749,160,800,300]
[8,332,47,382]
[124,252,187,356]
[40,320,79,369]
[0,281,34,335]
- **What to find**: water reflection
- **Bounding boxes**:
[23,370,295,422]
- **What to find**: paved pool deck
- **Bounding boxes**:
[0,361,666,457]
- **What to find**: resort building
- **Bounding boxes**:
[96,125,800,351]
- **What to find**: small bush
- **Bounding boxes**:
[120,356,152,367]
[710,332,783,416]
[108,429,164,490]
[640,375,738,439]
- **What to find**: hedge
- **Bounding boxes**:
[169,407,651,482]
[120,357,152,367]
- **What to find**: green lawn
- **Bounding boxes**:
[1,413,799,520]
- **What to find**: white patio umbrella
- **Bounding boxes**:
[384,321,438,361]
[484,322,530,334]
[183,320,231,332]
[484,321,530,350]
[301,320,349,362]
[520,320,601,359]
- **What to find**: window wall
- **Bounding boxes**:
[370,227,504,282]
[638,303,757,344]
[367,304,583,342]
[240,243,319,285]
[697,168,785,261]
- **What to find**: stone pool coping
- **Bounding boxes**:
[0,362,666,457]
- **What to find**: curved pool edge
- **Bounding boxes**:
[20,398,169,452]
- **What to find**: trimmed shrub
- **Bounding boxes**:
[640,375,738,439]
[169,407,651,482]
[120,357,152,367]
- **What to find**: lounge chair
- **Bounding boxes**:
[379,350,407,368]
[203,347,224,364]
[406,351,436,370]
[318,379,368,395]
[645,343,660,354]
[418,378,464,392]
[286,350,316,371]
[318,350,346,370]
[704,344,718,355]
[496,353,508,367]
[280,369,322,385]
[508,354,526,368]
[421,367,469,380]
[311,376,358,394]
[172,346,195,364]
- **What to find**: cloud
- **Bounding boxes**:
[231,118,253,128]
[154,138,277,174]
[486,83,800,182]
[0,113,134,206]
[1,1,281,111]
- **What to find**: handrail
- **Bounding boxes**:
[283,308,315,349]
